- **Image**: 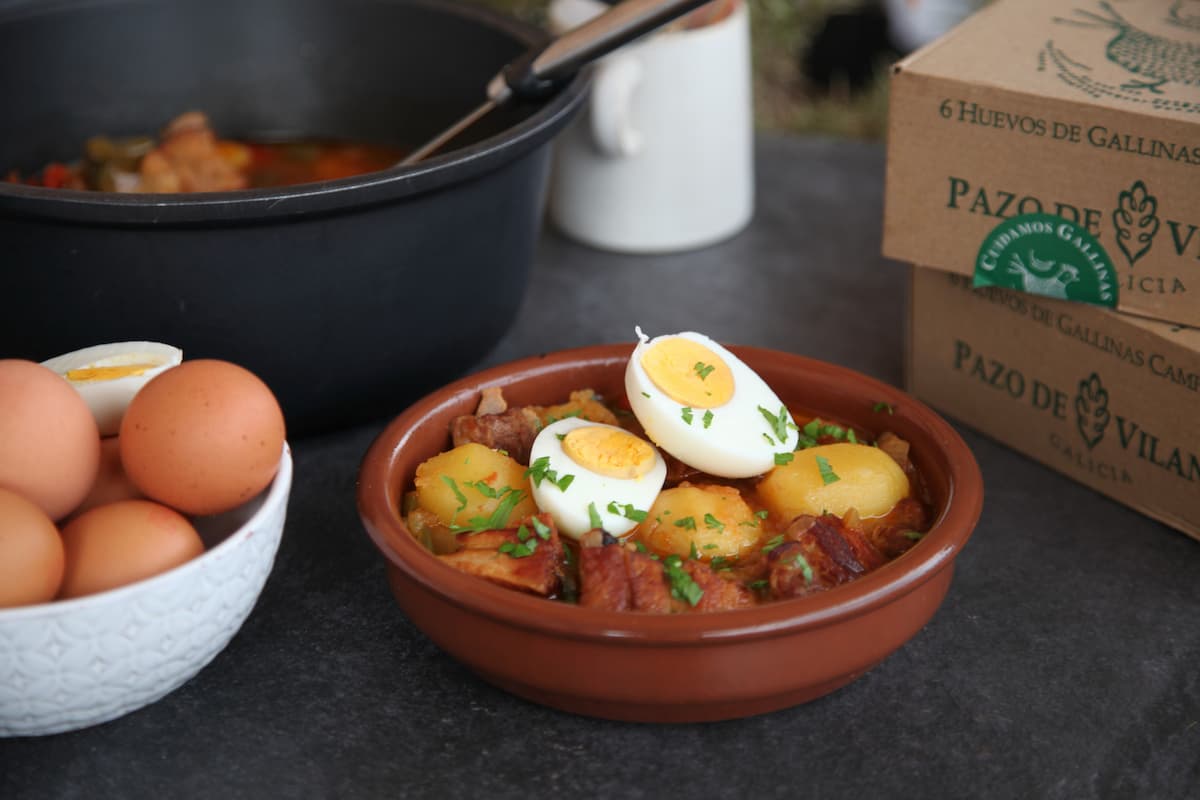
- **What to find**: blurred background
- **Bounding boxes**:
[477,0,985,140]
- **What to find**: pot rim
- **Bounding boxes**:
[0,0,590,225]
[357,343,985,647]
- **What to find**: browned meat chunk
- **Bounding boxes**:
[138,112,247,193]
[436,513,564,596]
[450,388,627,466]
[767,541,822,599]
[770,514,886,599]
[578,540,672,613]
[681,561,753,612]
[864,497,930,558]
[578,545,631,611]
[450,406,542,465]
[627,551,673,613]
[876,431,914,476]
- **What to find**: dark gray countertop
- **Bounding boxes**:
[3,135,1198,799]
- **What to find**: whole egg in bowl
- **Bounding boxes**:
[0,342,292,736]
[358,338,984,722]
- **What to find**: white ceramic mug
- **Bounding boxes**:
[547,0,754,254]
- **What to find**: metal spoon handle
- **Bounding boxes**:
[404,0,716,165]
[493,0,716,101]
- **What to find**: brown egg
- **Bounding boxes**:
[120,359,286,516]
[59,499,205,599]
[0,359,101,520]
[71,436,145,518]
[0,488,65,607]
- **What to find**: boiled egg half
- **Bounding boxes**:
[527,417,666,540]
[625,328,798,478]
[42,341,183,436]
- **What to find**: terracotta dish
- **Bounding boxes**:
[357,344,983,722]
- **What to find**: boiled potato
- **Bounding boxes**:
[757,442,908,521]
[635,483,762,561]
[414,443,536,529]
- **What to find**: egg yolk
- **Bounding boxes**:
[640,338,734,409]
[562,426,657,480]
[66,363,158,382]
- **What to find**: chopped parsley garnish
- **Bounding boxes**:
[607,501,648,522]
[450,487,526,533]
[802,419,822,439]
[762,433,776,446]
[821,423,846,440]
[748,579,769,591]
[525,456,552,485]
[469,480,500,498]
[587,502,604,529]
[873,401,894,415]
[694,362,716,380]
[815,455,840,485]
[903,530,926,541]
[555,433,566,441]
[758,405,790,443]
[703,513,724,532]
[516,524,531,541]
[681,407,694,425]
[710,556,731,571]
[847,429,858,444]
[531,516,553,540]
[524,456,575,492]
[634,541,649,553]
[674,516,697,531]
[689,541,700,560]
[703,543,719,550]
[663,555,704,606]
[795,435,817,450]
[774,452,795,466]
[442,476,468,512]
[792,552,814,583]
[499,537,538,558]
[755,510,769,520]
[761,535,784,553]
[702,410,714,429]
[641,391,651,398]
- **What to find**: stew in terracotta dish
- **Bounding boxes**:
[401,330,932,614]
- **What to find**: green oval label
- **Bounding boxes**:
[974,213,1118,307]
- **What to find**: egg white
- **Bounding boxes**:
[527,417,666,540]
[625,328,797,478]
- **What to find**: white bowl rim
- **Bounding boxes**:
[0,441,292,621]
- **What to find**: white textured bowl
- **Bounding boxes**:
[0,444,291,737]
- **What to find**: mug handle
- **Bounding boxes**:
[589,53,643,158]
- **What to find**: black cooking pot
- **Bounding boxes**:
[0,0,588,436]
